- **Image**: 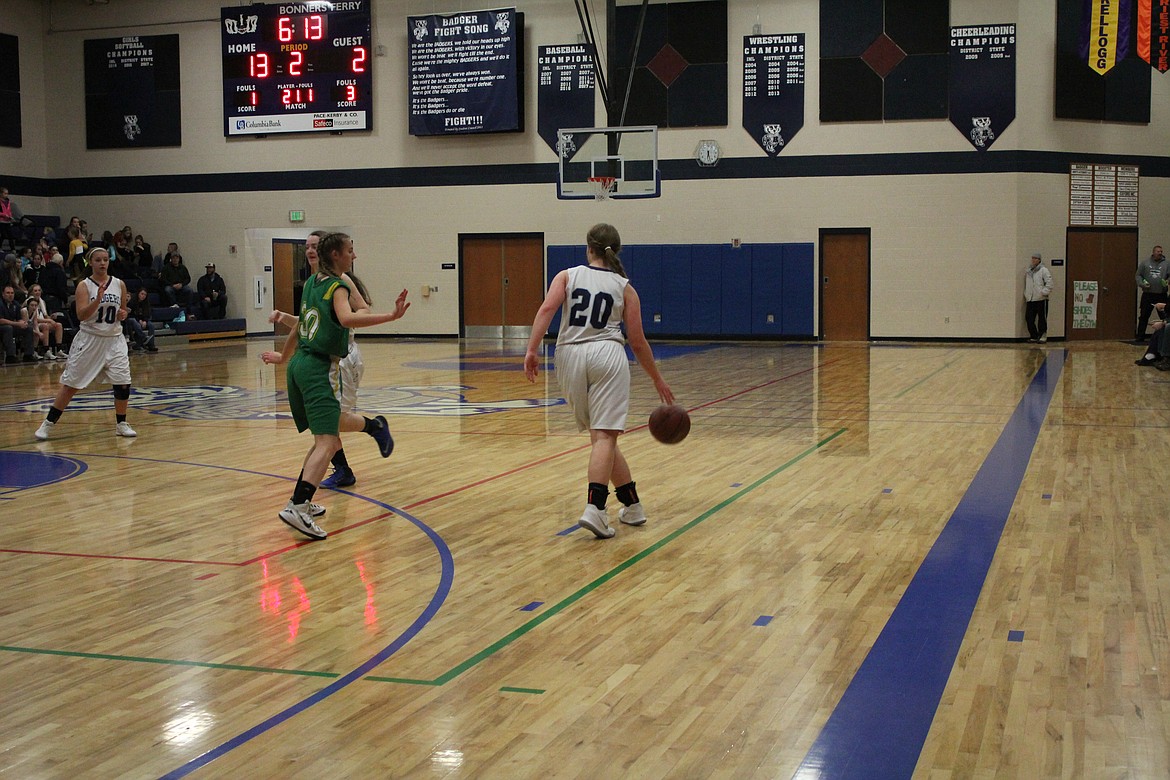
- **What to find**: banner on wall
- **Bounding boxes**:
[537,44,595,156]
[1082,0,1133,74]
[949,25,1016,152]
[84,35,181,149]
[1137,0,1170,72]
[741,33,804,156]
[407,8,523,136]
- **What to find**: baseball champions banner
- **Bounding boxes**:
[1138,0,1170,72]
[949,25,1016,151]
[1082,0,1133,74]
[742,33,804,156]
[536,44,594,155]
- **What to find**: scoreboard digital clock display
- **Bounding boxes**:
[220,2,372,136]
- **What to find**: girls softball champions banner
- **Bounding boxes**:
[949,25,1015,151]
[84,35,181,149]
[407,8,523,136]
[1138,0,1170,71]
[742,33,804,156]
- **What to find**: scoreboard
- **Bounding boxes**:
[220,2,372,136]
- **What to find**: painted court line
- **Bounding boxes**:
[364,428,847,687]
[795,351,1065,780]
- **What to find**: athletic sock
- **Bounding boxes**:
[615,481,639,507]
[291,479,317,505]
[587,482,608,510]
[46,407,63,424]
[362,417,379,436]
[332,448,350,471]
[116,414,127,424]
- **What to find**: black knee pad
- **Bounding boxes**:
[112,384,131,401]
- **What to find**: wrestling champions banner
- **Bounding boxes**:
[950,25,1016,152]
[1082,0,1133,74]
[1138,0,1170,72]
[742,33,804,156]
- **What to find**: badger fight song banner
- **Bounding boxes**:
[950,25,1016,151]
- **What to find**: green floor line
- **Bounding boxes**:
[0,644,341,678]
[500,686,545,694]
[366,428,848,688]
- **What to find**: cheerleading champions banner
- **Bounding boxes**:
[950,25,1016,152]
[1138,0,1170,71]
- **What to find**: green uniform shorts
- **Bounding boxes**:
[287,349,341,435]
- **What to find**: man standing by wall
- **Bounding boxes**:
[1024,251,1053,343]
[1135,245,1169,341]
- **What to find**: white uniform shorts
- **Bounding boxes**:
[555,340,630,432]
[328,342,364,412]
[61,330,131,389]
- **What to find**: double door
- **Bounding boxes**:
[461,235,544,339]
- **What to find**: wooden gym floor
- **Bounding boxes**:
[0,338,1166,779]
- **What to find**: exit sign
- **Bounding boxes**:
[289,210,305,223]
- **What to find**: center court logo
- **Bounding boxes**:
[0,385,565,420]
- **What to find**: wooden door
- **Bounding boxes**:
[271,240,299,337]
[820,230,870,340]
[1065,229,1137,341]
[460,234,544,338]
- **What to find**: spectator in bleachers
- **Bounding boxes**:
[0,187,24,251]
[125,286,158,352]
[109,237,136,281]
[160,252,193,308]
[197,262,228,319]
[156,241,179,278]
[18,246,33,271]
[3,253,27,297]
[22,246,48,290]
[66,224,88,282]
[42,251,70,305]
[132,234,153,278]
[0,283,36,364]
[25,284,66,360]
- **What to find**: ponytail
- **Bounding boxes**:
[585,223,626,278]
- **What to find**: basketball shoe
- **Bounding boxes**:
[618,502,646,526]
[371,415,394,458]
[578,505,615,538]
[34,420,54,440]
[116,421,137,437]
[309,502,326,517]
[321,468,356,488]
[279,501,326,540]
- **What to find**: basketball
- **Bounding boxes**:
[648,404,690,444]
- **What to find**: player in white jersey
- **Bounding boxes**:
[524,223,674,539]
[35,247,136,440]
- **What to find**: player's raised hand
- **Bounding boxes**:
[391,288,410,320]
[267,310,285,324]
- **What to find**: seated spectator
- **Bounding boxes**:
[22,247,49,290]
[124,286,158,352]
[197,262,228,319]
[109,241,137,281]
[1136,302,1170,369]
[3,253,27,298]
[0,187,24,251]
[132,234,154,278]
[0,283,35,363]
[25,284,66,360]
[156,241,179,278]
[42,251,70,304]
[160,251,193,307]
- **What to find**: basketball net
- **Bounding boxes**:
[587,176,617,201]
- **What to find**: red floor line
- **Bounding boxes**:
[0,548,241,566]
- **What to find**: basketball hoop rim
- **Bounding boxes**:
[587,175,618,200]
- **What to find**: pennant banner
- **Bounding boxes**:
[536,44,595,155]
[1138,0,1170,72]
[950,25,1016,151]
[1082,0,1133,74]
[742,33,804,156]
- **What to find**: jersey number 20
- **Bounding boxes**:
[567,289,615,329]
